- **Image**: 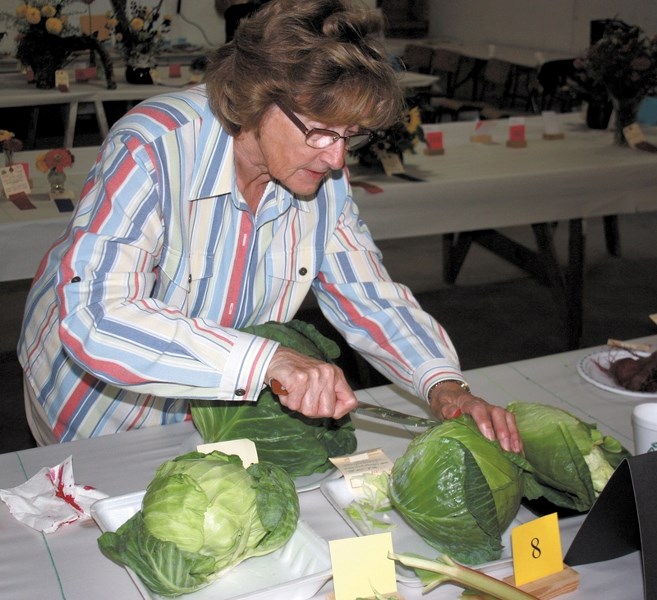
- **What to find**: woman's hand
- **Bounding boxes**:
[429,381,523,453]
[265,346,358,419]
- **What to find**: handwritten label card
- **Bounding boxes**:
[196,438,259,467]
[55,69,70,92]
[1,164,31,198]
[506,117,527,148]
[542,110,564,140]
[470,119,496,144]
[330,448,394,497]
[329,533,397,600]
[421,124,445,155]
[511,512,563,586]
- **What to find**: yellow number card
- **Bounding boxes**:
[329,532,397,600]
[511,512,563,586]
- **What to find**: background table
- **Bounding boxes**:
[0,336,651,599]
[4,113,657,346]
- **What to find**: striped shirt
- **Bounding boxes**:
[18,84,463,442]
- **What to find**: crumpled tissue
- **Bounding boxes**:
[0,455,107,533]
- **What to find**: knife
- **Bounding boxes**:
[269,379,438,428]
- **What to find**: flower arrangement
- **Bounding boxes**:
[0,130,23,166]
[36,148,75,173]
[12,0,79,37]
[106,0,172,68]
[6,0,116,89]
[571,20,657,144]
[36,148,75,192]
[349,106,425,169]
[575,21,657,101]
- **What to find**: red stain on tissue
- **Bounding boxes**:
[47,463,84,514]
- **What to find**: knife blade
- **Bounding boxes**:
[354,401,439,428]
[269,379,438,428]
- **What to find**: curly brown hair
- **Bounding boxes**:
[204,0,405,136]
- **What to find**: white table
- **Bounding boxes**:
[0,336,650,599]
[0,67,201,149]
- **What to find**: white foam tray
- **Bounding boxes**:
[92,491,332,600]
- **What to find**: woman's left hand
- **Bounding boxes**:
[429,381,523,453]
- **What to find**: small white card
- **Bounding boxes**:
[330,448,394,496]
[542,111,562,135]
[0,164,31,196]
[196,438,259,467]
[380,153,405,176]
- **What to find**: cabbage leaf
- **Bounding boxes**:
[190,320,357,477]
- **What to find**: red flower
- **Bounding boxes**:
[43,148,75,173]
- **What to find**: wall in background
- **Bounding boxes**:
[0,0,379,56]
[428,0,657,55]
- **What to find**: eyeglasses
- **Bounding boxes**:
[276,102,372,151]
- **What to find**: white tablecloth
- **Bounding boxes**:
[1,337,651,599]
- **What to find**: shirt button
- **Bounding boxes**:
[235,388,246,397]
[70,276,81,283]
[298,267,307,276]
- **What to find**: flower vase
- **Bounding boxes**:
[611,97,641,147]
[48,168,66,193]
[585,95,613,130]
[125,59,154,85]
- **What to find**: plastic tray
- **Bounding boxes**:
[91,491,332,600]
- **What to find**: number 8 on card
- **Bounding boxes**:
[511,513,563,586]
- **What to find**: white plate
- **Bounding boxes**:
[321,478,522,586]
[179,431,340,492]
[577,350,657,399]
[91,491,332,600]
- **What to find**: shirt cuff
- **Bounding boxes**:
[219,332,280,401]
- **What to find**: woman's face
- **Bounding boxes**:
[255,104,355,197]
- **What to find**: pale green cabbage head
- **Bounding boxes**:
[507,402,630,511]
[98,451,299,597]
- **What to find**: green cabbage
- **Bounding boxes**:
[190,320,357,477]
[97,451,299,597]
[507,402,631,512]
[389,416,535,565]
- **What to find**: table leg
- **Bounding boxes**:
[64,101,79,148]
[566,219,585,349]
[443,224,585,349]
[603,215,621,256]
[93,99,109,140]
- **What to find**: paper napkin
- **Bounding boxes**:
[0,455,107,533]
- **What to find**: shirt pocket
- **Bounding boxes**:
[156,248,214,309]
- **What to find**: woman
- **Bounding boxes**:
[19,0,521,452]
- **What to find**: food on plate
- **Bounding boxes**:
[388,415,536,565]
[190,320,357,477]
[597,349,657,392]
[97,451,299,597]
[507,402,631,512]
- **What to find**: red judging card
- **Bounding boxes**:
[9,192,36,210]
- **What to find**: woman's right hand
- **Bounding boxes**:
[265,346,358,419]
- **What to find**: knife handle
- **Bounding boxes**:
[269,379,288,395]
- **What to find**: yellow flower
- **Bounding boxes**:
[130,17,145,32]
[106,17,118,28]
[45,16,63,34]
[25,6,41,24]
[16,4,28,18]
[404,106,422,134]
[0,130,15,143]
[41,4,56,18]
[35,153,49,173]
